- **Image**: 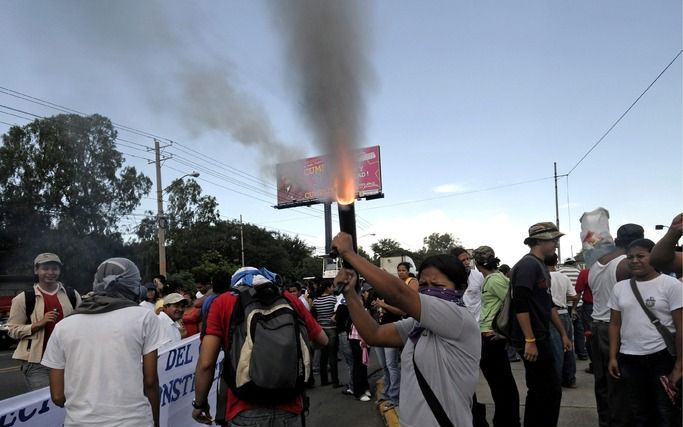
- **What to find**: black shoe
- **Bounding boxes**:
[577,354,589,360]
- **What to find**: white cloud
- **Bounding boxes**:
[432,183,466,193]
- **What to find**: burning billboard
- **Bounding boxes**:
[276,145,382,208]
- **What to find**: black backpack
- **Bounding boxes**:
[223,283,311,404]
[24,286,78,321]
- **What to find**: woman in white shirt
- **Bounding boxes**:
[607,239,682,427]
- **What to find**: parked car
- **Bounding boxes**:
[0,316,18,350]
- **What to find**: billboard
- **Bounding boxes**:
[276,145,382,208]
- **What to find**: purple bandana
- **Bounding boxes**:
[408,287,465,344]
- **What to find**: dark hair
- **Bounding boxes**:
[480,258,501,271]
[153,274,167,285]
[544,253,559,267]
[499,264,511,275]
[449,247,468,257]
[627,238,655,253]
[397,261,412,271]
[193,271,211,286]
[418,254,468,291]
[287,281,302,291]
[615,224,645,248]
[525,238,541,247]
[211,270,232,294]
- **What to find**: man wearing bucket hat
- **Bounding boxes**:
[510,222,572,427]
[41,258,168,427]
[7,253,81,390]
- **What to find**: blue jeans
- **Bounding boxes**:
[21,361,50,390]
[229,408,301,427]
[374,346,400,405]
[338,332,354,390]
[550,312,576,385]
[618,350,681,427]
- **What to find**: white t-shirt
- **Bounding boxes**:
[157,311,182,346]
[139,300,155,311]
[607,274,683,355]
[589,255,626,322]
[464,268,485,322]
[394,294,481,427]
[550,271,576,309]
[41,306,167,427]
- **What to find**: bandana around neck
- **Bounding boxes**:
[409,287,465,344]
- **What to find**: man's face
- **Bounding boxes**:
[34,263,60,285]
[287,287,301,297]
[457,253,472,274]
[196,283,210,295]
[146,289,156,301]
[540,239,560,257]
[153,278,164,292]
[162,303,186,321]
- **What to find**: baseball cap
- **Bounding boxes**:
[564,257,576,264]
[616,224,644,241]
[163,293,189,306]
[524,222,564,244]
[34,253,62,266]
[472,246,496,265]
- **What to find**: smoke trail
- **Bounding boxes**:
[272,0,374,201]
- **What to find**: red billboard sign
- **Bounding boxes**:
[276,145,382,208]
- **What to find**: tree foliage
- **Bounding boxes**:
[0,114,152,290]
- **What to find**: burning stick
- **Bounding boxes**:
[333,201,359,295]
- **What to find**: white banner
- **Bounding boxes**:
[0,335,222,427]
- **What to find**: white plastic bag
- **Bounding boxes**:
[580,207,615,268]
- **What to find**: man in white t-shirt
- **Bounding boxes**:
[546,254,578,388]
[588,223,643,427]
[157,293,189,346]
[451,247,485,321]
[42,258,168,427]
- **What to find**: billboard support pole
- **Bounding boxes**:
[324,202,332,255]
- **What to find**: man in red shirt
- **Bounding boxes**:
[192,267,328,426]
[574,268,595,373]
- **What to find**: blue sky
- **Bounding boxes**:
[1,1,681,266]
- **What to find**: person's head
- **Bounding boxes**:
[33,253,62,286]
[615,224,645,249]
[320,279,334,295]
[211,270,232,294]
[563,257,577,266]
[153,274,166,292]
[418,254,468,291]
[230,266,282,291]
[93,258,146,303]
[450,247,472,274]
[397,262,412,280]
[194,271,212,295]
[161,293,189,321]
[144,282,158,302]
[472,246,500,272]
[286,281,302,297]
[499,264,511,277]
[524,222,564,257]
[626,238,657,279]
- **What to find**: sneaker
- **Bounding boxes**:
[342,388,354,396]
[359,395,371,402]
[363,390,371,397]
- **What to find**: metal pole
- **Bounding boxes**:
[240,214,245,267]
[155,139,167,276]
[554,162,561,261]
[324,202,332,255]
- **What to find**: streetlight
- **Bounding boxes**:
[359,233,376,238]
[156,171,200,276]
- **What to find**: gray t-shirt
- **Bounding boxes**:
[393,293,481,427]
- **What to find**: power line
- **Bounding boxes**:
[363,176,556,210]
[567,49,683,175]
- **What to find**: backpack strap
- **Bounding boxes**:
[64,286,77,310]
[412,348,454,427]
[24,290,36,323]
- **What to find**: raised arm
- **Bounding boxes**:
[651,213,683,277]
[332,232,421,320]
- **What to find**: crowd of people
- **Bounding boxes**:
[4,212,681,427]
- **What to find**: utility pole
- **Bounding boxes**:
[154,139,168,276]
[240,214,245,267]
[554,162,561,261]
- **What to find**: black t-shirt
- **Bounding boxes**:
[510,254,553,344]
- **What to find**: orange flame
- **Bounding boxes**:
[335,148,356,205]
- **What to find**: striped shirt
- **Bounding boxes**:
[558,266,581,287]
[313,294,337,328]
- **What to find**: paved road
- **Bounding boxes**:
[1,347,600,427]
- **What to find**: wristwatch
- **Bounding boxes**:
[192,400,210,411]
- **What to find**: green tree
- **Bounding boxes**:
[0,114,152,290]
